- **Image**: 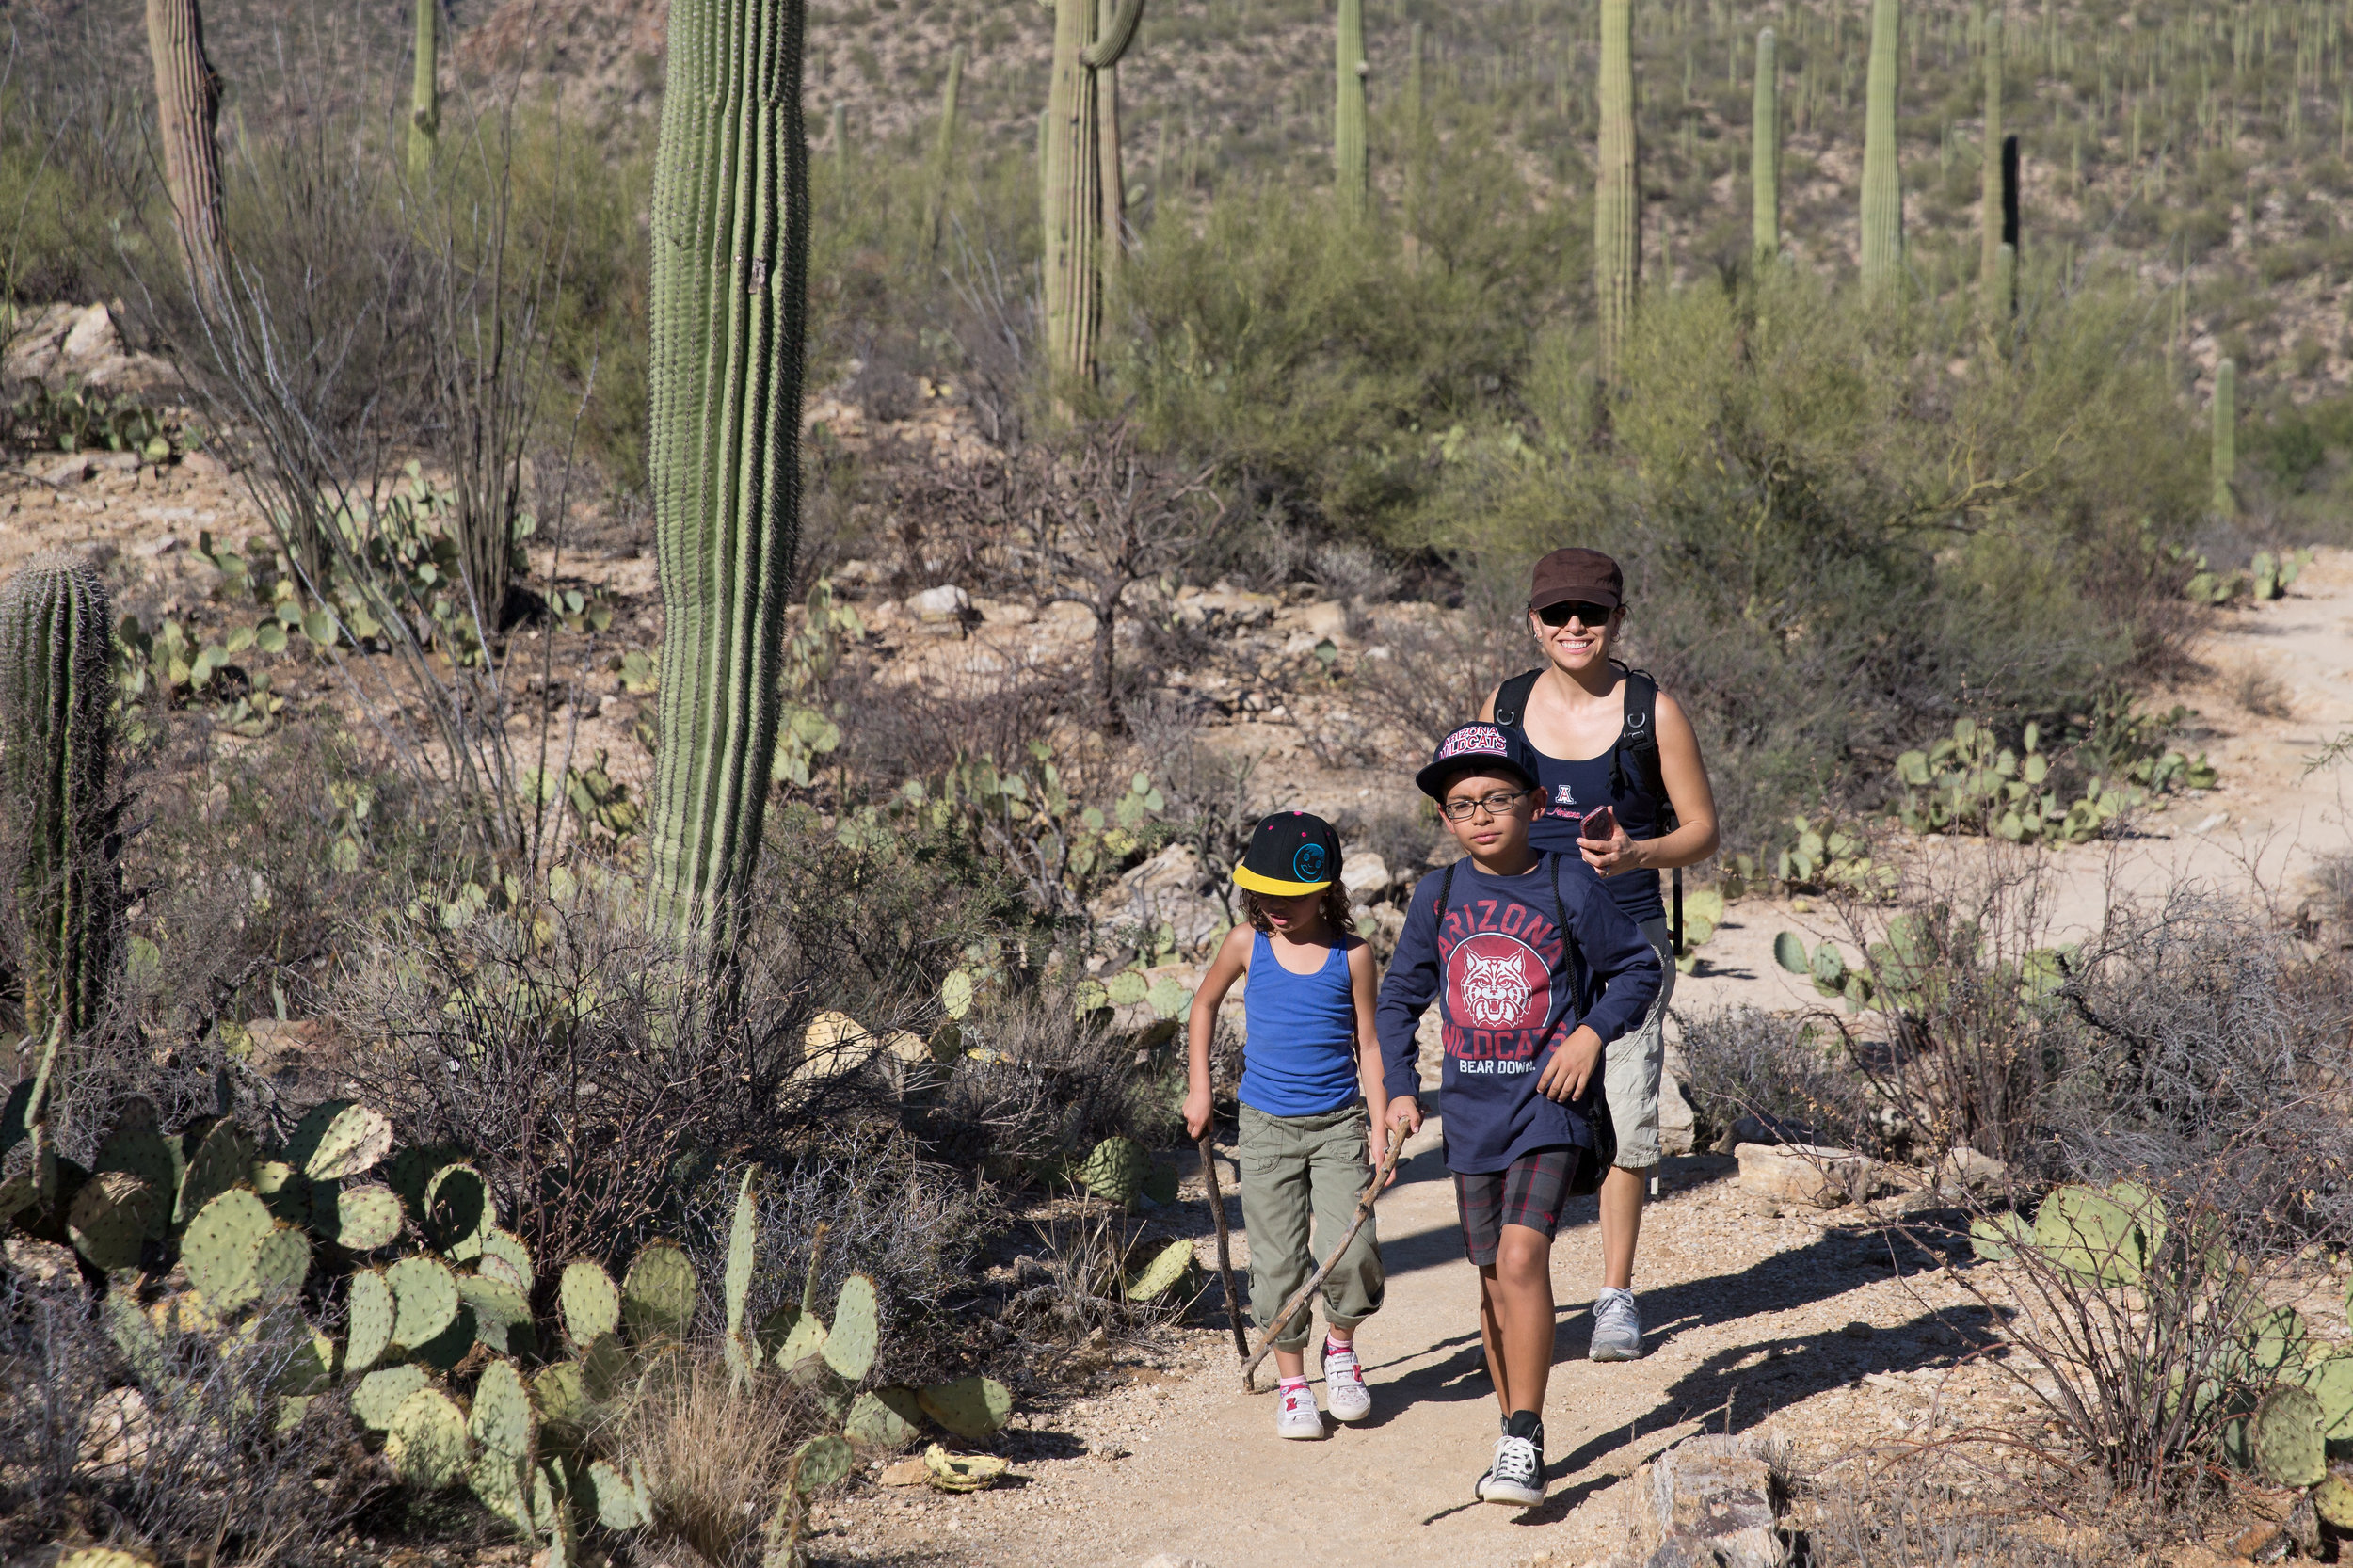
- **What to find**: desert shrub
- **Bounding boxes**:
[0,1272,366,1565]
[1675,1006,1893,1158]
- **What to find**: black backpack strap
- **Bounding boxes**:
[1491,668,1544,728]
[1547,855,1590,1021]
[1611,664,1670,823]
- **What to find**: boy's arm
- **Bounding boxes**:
[1182,926,1252,1142]
[1345,942,1397,1180]
[1374,877,1445,1129]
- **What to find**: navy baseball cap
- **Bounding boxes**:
[1416,722,1541,801]
[1234,811,1343,896]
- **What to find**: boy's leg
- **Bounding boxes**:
[1486,1224,1557,1411]
[1461,1148,1572,1505]
[1236,1108,1317,1390]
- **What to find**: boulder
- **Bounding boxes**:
[1619,1434,1787,1568]
[1710,1111,1817,1156]
[905,584,972,621]
[1656,1071,1699,1157]
[1735,1143,1881,1209]
[1089,842,1228,956]
[1931,1144,2009,1195]
[1340,851,1391,905]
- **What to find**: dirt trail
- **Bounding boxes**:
[819,553,2353,1568]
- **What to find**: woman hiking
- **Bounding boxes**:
[1479,547,1719,1363]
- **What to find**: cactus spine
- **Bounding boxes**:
[408,0,439,182]
[1335,0,1369,218]
[1860,0,1902,297]
[1595,0,1638,378]
[1979,11,2001,293]
[2212,358,2237,516]
[143,0,224,298]
[1043,0,1145,399]
[0,555,119,1053]
[644,0,811,950]
[1752,28,1779,261]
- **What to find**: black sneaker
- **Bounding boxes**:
[1474,1417,1545,1507]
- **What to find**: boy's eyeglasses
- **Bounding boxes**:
[1536,600,1614,628]
[1440,788,1533,822]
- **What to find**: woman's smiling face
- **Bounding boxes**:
[1529,600,1623,675]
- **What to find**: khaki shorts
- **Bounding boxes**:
[1603,915,1675,1170]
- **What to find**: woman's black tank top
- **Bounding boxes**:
[1519,680,1666,923]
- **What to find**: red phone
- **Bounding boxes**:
[1580,805,1617,842]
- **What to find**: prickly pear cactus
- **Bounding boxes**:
[2255,1384,2327,1489]
[1078,1135,1151,1206]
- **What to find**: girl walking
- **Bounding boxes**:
[1184,812,1391,1440]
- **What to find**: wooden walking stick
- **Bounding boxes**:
[1198,1135,1249,1361]
[1239,1129,1405,1393]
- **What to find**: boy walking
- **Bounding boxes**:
[1376,724,1662,1506]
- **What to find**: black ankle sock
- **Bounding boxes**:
[1505,1409,1543,1442]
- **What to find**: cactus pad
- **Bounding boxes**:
[476,1251,530,1296]
[2248,1306,2310,1381]
[409,1304,479,1371]
[424,1162,493,1260]
[586,1457,652,1528]
[274,1327,337,1396]
[580,1330,634,1401]
[460,1272,534,1355]
[922,1443,1008,1492]
[821,1272,879,1381]
[471,1358,537,1458]
[481,1227,534,1288]
[621,1240,696,1341]
[94,1124,180,1222]
[2032,1184,2145,1286]
[387,1254,462,1349]
[2303,1352,2353,1455]
[345,1267,395,1373]
[2255,1384,2327,1488]
[178,1119,256,1225]
[2317,1463,2353,1529]
[252,1161,311,1224]
[252,1222,311,1301]
[104,1283,173,1387]
[792,1433,855,1494]
[69,1170,161,1272]
[328,1183,405,1251]
[1124,1238,1197,1301]
[559,1259,620,1345]
[351,1364,432,1430]
[289,1101,394,1181]
[183,1187,274,1312]
[533,1361,586,1429]
[919,1375,1013,1439]
[470,1448,535,1538]
[726,1165,761,1341]
[845,1387,922,1450]
[1078,1136,1151,1206]
[1968,1212,2029,1263]
[388,1385,471,1489]
[764,1303,827,1370]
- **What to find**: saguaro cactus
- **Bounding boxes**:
[0,554,119,1047]
[1752,28,1779,260]
[1042,0,1145,399]
[644,0,811,950]
[1995,133,2019,315]
[1595,0,1638,377]
[2212,359,2237,516]
[409,0,439,182]
[1860,0,1902,297]
[1096,0,1127,283]
[144,0,224,297]
[1979,12,2001,292]
[1335,0,1369,218]
[926,47,965,255]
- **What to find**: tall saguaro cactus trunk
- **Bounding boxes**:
[409,0,439,182]
[925,47,965,256]
[1042,0,1144,404]
[1096,0,1127,286]
[1752,28,1779,262]
[144,0,225,299]
[1859,0,1902,298]
[2212,359,2237,517]
[1335,0,1369,219]
[1595,0,1638,379]
[1978,12,2002,296]
[645,0,810,952]
[0,555,120,1067]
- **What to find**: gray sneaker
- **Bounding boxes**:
[1590,1288,1643,1361]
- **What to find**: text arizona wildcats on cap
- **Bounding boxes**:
[1415,722,1540,800]
[1234,811,1344,897]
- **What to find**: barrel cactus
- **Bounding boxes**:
[1594,0,1638,376]
[1751,28,1778,261]
[1859,0,1902,297]
[1334,0,1368,218]
[1042,0,1146,399]
[1,553,120,1053]
[643,0,812,950]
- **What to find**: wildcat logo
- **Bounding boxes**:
[1447,932,1545,1031]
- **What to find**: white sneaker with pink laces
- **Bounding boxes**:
[1275,1379,1324,1439]
[1321,1339,1371,1422]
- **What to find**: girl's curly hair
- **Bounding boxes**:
[1241,886,1357,939]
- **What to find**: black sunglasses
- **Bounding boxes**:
[1536,600,1615,628]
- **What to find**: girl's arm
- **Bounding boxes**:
[1183,926,1252,1142]
[1346,940,1396,1185]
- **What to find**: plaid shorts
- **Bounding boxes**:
[1454,1146,1577,1266]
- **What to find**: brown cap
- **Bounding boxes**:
[1528,548,1624,612]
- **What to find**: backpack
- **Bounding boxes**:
[1429,854,1617,1195]
[1493,661,1685,958]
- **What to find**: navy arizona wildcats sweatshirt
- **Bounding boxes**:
[1375,852,1662,1175]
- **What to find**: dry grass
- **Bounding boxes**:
[611,1352,827,1568]
[2228,659,2295,719]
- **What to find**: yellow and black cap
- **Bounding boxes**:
[1234,811,1343,897]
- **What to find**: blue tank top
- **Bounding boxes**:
[1239,932,1362,1117]
[1522,702,1667,923]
